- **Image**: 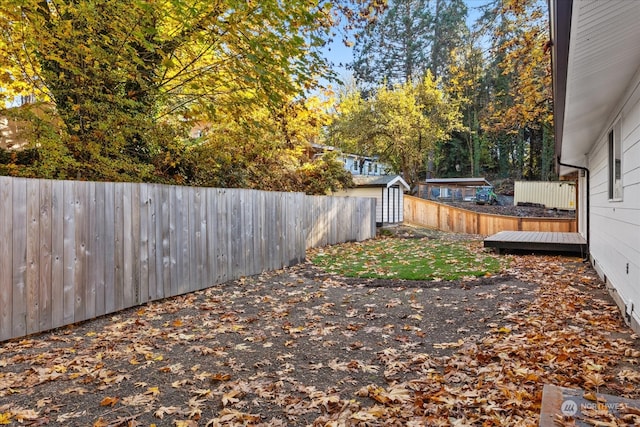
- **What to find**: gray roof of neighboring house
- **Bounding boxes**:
[352,175,410,191]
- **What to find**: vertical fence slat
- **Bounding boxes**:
[38,180,52,332]
[189,188,199,289]
[92,182,106,318]
[12,179,27,337]
[230,190,243,276]
[26,179,40,334]
[50,181,64,328]
[0,177,13,341]
[216,189,229,283]
[160,185,170,299]
[197,187,207,289]
[74,182,89,323]
[62,181,75,325]
[139,184,149,304]
[73,182,88,322]
[244,190,254,275]
[103,183,115,314]
[131,184,141,305]
[205,188,216,286]
[85,182,96,321]
[147,185,157,301]
[176,185,189,294]
[113,183,124,311]
[254,191,265,274]
[168,185,178,296]
[122,183,134,307]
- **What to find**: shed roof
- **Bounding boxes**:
[352,175,410,191]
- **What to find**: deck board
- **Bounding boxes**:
[484,231,587,255]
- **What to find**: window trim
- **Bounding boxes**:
[608,122,623,201]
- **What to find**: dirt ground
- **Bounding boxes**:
[440,199,576,218]
[1,227,638,426]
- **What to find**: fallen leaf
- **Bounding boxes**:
[100,396,119,407]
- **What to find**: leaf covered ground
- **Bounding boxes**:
[1,228,639,426]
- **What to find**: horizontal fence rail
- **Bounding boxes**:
[0,177,376,341]
[404,195,577,235]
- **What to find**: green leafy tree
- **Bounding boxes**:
[329,73,461,188]
[479,0,553,180]
[0,0,382,185]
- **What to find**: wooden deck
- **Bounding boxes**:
[484,231,587,255]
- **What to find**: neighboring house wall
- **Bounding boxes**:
[587,71,640,330]
[335,186,404,224]
[339,154,388,176]
[309,144,390,176]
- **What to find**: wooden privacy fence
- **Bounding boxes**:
[0,176,376,342]
[404,195,577,235]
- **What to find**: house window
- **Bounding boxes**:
[608,124,622,200]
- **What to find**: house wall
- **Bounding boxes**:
[336,186,404,224]
[586,70,640,332]
[339,155,387,176]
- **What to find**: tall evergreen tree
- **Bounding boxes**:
[351,0,432,86]
[350,0,468,88]
[430,0,468,80]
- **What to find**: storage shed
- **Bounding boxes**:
[514,181,576,210]
[335,175,410,225]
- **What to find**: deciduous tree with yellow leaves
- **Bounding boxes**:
[0,0,382,191]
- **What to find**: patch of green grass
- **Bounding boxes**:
[310,237,506,281]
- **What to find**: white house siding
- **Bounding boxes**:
[586,74,640,330]
[335,187,404,224]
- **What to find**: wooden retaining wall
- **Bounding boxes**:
[404,195,577,235]
[0,176,376,342]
